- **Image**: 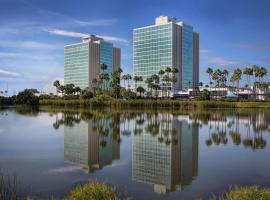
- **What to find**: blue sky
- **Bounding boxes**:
[0,0,270,93]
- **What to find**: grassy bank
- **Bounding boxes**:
[211,186,270,200]
[39,96,270,110]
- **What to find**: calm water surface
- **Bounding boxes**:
[1,107,270,199]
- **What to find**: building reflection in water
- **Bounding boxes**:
[132,113,199,193]
[51,110,270,193]
[64,117,120,173]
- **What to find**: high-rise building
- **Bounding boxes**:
[64,35,121,89]
[133,16,199,91]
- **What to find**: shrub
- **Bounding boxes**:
[67,182,118,200]
[198,90,210,100]
[211,186,270,200]
[14,89,39,106]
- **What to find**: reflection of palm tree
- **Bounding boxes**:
[205,121,213,147]
[229,131,241,145]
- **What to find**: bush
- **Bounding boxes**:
[198,90,210,100]
[67,182,118,200]
[211,186,270,200]
[81,90,94,99]
[14,89,39,106]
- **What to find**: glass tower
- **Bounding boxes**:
[133,16,199,92]
[64,35,121,90]
[134,23,173,90]
[64,43,90,89]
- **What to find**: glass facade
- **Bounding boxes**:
[134,24,173,89]
[64,43,89,89]
[181,24,193,89]
[100,41,113,89]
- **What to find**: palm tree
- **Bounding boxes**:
[74,86,81,95]
[122,74,132,90]
[212,69,222,97]
[258,67,267,84]
[171,67,178,93]
[100,63,108,72]
[145,77,154,96]
[206,67,213,95]
[230,68,242,94]
[158,70,165,97]
[121,74,127,88]
[151,74,160,97]
[133,76,143,95]
[136,86,145,97]
[243,67,253,88]
[53,80,60,95]
[222,69,229,86]
[252,65,260,85]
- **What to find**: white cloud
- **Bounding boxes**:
[45,29,130,44]
[96,35,129,44]
[0,69,21,78]
[201,56,238,66]
[46,29,88,38]
[73,19,118,27]
[20,0,118,27]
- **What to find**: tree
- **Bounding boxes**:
[162,75,171,97]
[243,67,253,88]
[258,67,267,84]
[222,69,229,87]
[126,74,132,89]
[121,74,132,89]
[230,68,242,93]
[133,76,143,95]
[158,70,165,97]
[81,88,94,99]
[15,89,39,105]
[111,69,121,98]
[92,78,99,96]
[252,65,260,85]
[59,85,65,96]
[206,67,213,96]
[74,86,81,95]
[151,74,160,98]
[100,63,108,72]
[212,69,222,96]
[171,67,178,92]
[53,80,60,95]
[145,77,154,96]
[136,86,145,97]
[64,84,75,95]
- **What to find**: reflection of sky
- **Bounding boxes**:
[0,110,270,199]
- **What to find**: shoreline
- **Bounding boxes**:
[39,98,270,109]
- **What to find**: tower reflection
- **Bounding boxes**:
[132,113,199,193]
[64,117,120,173]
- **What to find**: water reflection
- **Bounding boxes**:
[204,113,269,150]
[48,109,270,194]
[54,112,121,173]
[132,113,199,193]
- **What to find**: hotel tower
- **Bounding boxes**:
[64,35,121,89]
[133,16,199,91]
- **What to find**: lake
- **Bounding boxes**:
[0,107,270,199]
